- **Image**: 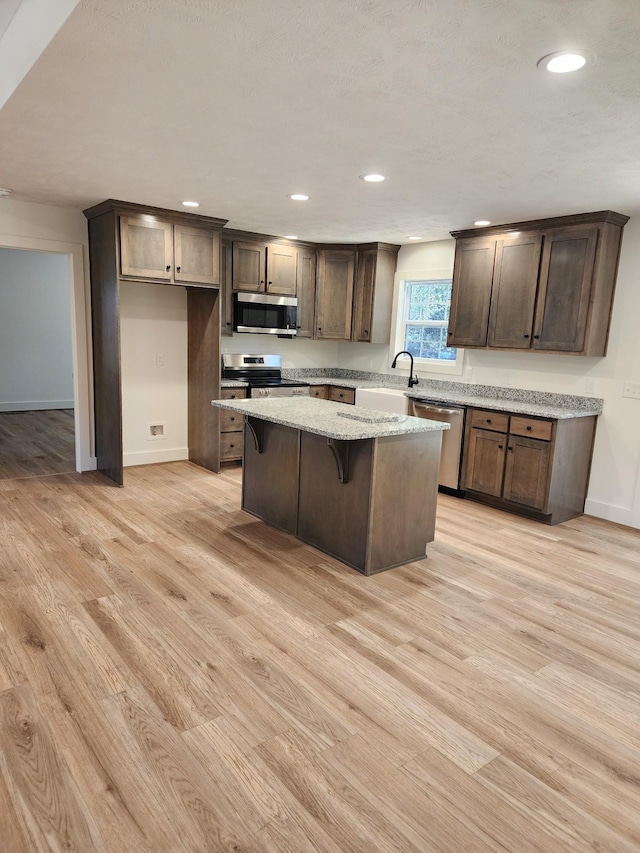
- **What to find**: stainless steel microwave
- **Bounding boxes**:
[233,292,297,336]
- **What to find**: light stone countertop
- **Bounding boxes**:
[292,375,602,419]
[220,379,249,388]
[211,396,449,441]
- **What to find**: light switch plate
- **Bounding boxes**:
[585,377,596,395]
[622,381,640,399]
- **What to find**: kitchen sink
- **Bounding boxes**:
[354,387,409,415]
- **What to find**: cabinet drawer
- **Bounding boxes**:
[310,385,329,399]
[220,387,247,401]
[329,386,355,405]
[470,409,509,433]
[509,416,553,441]
[220,431,243,461]
[220,410,243,432]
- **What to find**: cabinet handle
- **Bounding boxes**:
[176,266,181,273]
[526,425,532,431]
[297,325,301,329]
[523,334,530,339]
[230,417,236,422]
[448,331,452,336]
[318,327,322,331]
[534,334,540,339]
[498,444,503,449]
[230,444,235,448]
[260,280,265,285]
[364,329,369,334]
[486,418,491,424]
[268,281,272,285]
[508,446,514,451]
[166,265,171,272]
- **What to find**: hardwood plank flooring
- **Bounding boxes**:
[0,409,75,480]
[0,461,639,851]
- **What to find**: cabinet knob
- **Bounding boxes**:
[498,444,503,449]
[318,327,322,331]
[523,334,530,339]
[260,280,265,285]
[508,445,514,451]
[364,329,368,334]
[486,418,491,424]
[448,331,452,336]
[526,425,532,431]
[166,265,171,272]
[230,417,236,422]
[534,334,540,339]
[176,266,181,273]
[230,444,235,448]
[268,281,272,285]
[297,325,301,329]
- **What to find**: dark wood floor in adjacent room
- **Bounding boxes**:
[0,409,75,479]
[0,461,639,852]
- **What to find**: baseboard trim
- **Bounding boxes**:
[0,400,74,412]
[123,447,189,467]
[584,498,635,528]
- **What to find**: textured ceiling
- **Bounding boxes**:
[0,0,639,242]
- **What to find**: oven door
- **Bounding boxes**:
[233,292,297,336]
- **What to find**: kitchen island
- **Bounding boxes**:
[211,396,448,574]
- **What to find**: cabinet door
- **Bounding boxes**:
[352,249,376,342]
[448,238,496,347]
[533,226,598,352]
[232,241,266,292]
[296,248,317,338]
[174,225,220,286]
[462,428,506,496]
[266,244,297,295]
[120,216,173,279]
[315,250,355,340]
[503,435,551,510]
[220,240,234,337]
[487,233,542,348]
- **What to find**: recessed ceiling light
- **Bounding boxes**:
[407,236,421,241]
[182,200,199,207]
[289,193,309,201]
[0,187,12,197]
[537,51,590,73]
[361,174,386,182]
[284,235,298,240]
[474,220,491,226]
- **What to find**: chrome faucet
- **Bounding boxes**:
[391,351,419,388]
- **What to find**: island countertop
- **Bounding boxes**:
[211,396,450,441]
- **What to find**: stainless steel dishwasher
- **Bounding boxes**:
[411,400,466,492]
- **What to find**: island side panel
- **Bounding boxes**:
[241,419,300,534]
[297,432,373,573]
[367,431,442,574]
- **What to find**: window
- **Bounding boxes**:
[392,273,464,374]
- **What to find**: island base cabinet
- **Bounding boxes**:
[242,420,300,535]
[298,430,441,575]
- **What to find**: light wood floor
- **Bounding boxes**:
[0,462,639,852]
[0,409,75,480]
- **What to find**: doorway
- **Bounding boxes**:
[0,236,93,477]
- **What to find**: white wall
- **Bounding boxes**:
[0,247,73,410]
[338,228,640,528]
[120,281,189,466]
[221,333,339,368]
[0,198,93,471]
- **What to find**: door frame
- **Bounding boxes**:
[0,234,94,473]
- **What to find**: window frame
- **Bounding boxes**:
[391,268,465,376]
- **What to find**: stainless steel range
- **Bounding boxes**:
[221,354,310,398]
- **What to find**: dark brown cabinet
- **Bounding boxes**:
[449,211,628,356]
[120,216,221,286]
[352,244,399,343]
[309,385,329,399]
[219,387,246,462]
[315,249,356,340]
[220,239,233,337]
[295,247,317,338]
[328,386,356,405]
[84,199,228,486]
[462,407,596,523]
[232,240,297,295]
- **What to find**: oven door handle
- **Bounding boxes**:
[413,402,463,416]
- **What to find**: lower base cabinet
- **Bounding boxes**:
[462,408,596,524]
[219,387,246,461]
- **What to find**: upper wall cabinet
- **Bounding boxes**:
[120,214,223,287]
[295,247,317,338]
[448,211,629,356]
[315,249,356,340]
[232,240,297,295]
[352,244,400,344]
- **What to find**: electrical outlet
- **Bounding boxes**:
[585,377,596,396]
[622,381,640,399]
[504,370,512,386]
[156,353,165,367]
[148,423,166,440]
